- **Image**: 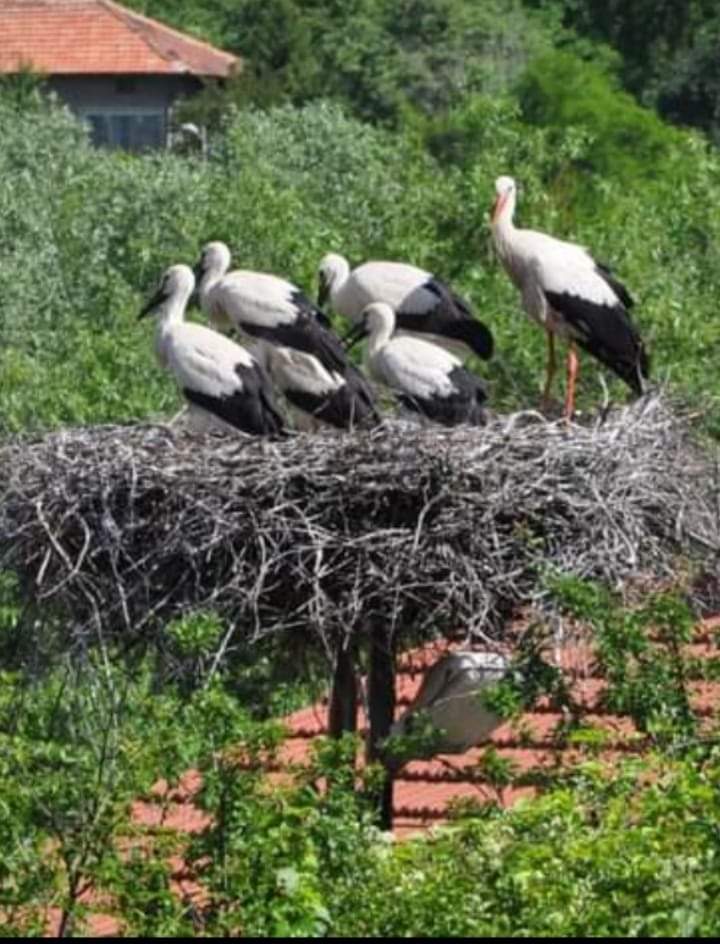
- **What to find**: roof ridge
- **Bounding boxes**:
[98,0,238,71]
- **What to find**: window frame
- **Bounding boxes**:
[79,104,167,152]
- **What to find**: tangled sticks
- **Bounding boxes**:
[0,396,718,661]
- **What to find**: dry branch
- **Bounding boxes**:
[0,395,718,662]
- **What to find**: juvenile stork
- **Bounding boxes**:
[390,651,509,756]
[317,253,494,361]
[195,242,378,430]
[139,264,284,436]
[263,345,379,432]
[346,302,488,427]
[490,175,649,418]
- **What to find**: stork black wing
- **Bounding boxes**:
[397,367,487,427]
[183,362,285,435]
[394,277,494,360]
[284,372,379,430]
[244,314,349,373]
[544,290,649,394]
[594,262,635,310]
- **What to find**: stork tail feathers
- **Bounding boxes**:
[437,318,495,360]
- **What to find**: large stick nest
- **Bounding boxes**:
[0,396,718,658]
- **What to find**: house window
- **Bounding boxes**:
[82,109,165,152]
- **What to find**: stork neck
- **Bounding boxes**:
[329,255,350,301]
[491,189,517,250]
[155,291,189,332]
[367,316,394,360]
[198,259,228,307]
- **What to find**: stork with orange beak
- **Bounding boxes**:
[490,175,649,418]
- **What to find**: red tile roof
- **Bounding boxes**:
[23,616,720,932]
[0,0,239,77]
[270,616,720,836]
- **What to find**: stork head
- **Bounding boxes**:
[317,252,349,308]
[344,301,395,349]
[138,264,195,319]
[194,240,231,283]
[491,175,517,224]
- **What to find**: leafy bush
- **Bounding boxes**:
[334,750,720,937]
[3,645,720,936]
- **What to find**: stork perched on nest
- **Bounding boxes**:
[346,302,488,427]
[490,175,650,419]
[390,651,510,756]
[317,252,494,361]
[139,264,284,436]
[194,241,378,431]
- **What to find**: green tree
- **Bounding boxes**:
[553,0,717,102]
[126,0,561,126]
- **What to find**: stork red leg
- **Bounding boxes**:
[540,329,556,412]
[564,343,579,420]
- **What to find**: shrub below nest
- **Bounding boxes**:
[0,395,717,670]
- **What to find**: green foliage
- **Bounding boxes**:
[125,0,561,127]
[192,734,380,937]
[556,0,717,103]
[338,752,720,937]
[548,575,698,745]
[656,16,720,146]
[516,51,685,201]
[0,651,289,935]
[2,581,720,935]
[5,4,720,932]
[0,97,437,431]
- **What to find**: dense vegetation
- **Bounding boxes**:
[3,72,720,434]
[123,0,720,140]
[2,0,720,934]
[2,578,720,936]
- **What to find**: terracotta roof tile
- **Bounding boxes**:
[264,617,720,836]
[32,616,720,932]
[0,0,239,76]
[44,907,122,937]
[130,797,211,833]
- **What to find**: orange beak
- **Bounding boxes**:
[490,192,507,224]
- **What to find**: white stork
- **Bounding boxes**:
[346,302,488,427]
[139,264,284,436]
[317,252,494,361]
[194,241,378,430]
[390,651,509,755]
[263,345,379,432]
[490,175,650,418]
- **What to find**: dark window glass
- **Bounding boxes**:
[84,112,164,152]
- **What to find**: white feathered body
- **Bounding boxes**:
[195,244,379,429]
[359,302,486,426]
[201,269,306,337]
[156,320,256,396]
[142,264,283,436]
[330,260,437,323]
[319,253,494,360]
[370,333,463,401]
[273,352,378,431]
[494,226,620,338]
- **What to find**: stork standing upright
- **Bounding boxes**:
[346,302,488,427]
[194,241,378,431]
[139,264,284,436]
[490,175,649,418]
[317,253,494,361]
